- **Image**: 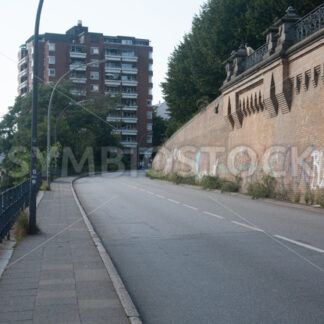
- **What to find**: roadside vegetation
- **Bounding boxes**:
[146,170,241,193]
[14,210,40,244]
[147,170,324,208]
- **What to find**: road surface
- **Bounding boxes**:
[74,172,324,324]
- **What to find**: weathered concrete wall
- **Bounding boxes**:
[153,25,324,196]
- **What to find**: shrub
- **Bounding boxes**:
[14,210,40,243]
[262,174,277,198]
[221,180,240,193]
[247,174,277,199]
[247,182,268,199]
[276,188,289,201]
[181,175,197,185]
[294,191,301,203]
[146,170,165,180]
[304,188,315,204]
[40,181,50,191]
[200,175,222,190]
[168,173,184,184]
[316,191,324,208]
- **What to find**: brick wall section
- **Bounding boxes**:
[153,29,324,198]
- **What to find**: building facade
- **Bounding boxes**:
[18,21,153,161]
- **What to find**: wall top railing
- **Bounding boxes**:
[223,4,324,86]
[245,43,268,70]
[296,3,324,42]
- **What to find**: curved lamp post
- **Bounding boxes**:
[46,58,107,184]
[29,0,44,234]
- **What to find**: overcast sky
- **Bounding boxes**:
[0,0,206,118]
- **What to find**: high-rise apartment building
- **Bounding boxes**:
[18,21,153,161]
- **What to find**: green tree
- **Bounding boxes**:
[0,82,121,188]
[152,111,167,147]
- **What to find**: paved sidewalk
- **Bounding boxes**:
[0,178,128,324]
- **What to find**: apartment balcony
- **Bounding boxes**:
[107,116,138,123]
[18,56,28,66]
[70,76,87,84]
[70,89,87,96]
[70,63,87,71]
[117,105,138,111]
[18,80,28,90]
[18,68,28,78]
[121,141,138,148]
[122,80,138,87]
[122,93,138,99]
[70,51,87,59]
[105,67,121,73]
[112,129,138,136]
[105,54,121,61]
[121,67,138,74]
[122,56,138,63]
[105,80,121,86]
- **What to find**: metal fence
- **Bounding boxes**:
[0,174,42,243]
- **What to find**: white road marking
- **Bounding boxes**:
[168,199,180,204]
[155,194,165,199]
[231,221,264,232]
[203,211,224,220]
[274,235,324,254]
[146,191,154,195]
[183,204,198,210]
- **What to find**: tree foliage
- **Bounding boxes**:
[162,0,323,135]
[0,82,121,188]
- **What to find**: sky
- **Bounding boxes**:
[0,0,207,118]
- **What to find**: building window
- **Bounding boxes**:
[149,88,153,95]
[90,59,100,67]
[147,135,153,144]
[30,59,34,67]
[48,56,55,65]
[147,111,152,119]
[147,123,152,131]
[148,75,153,83]
[90,84,99,92]
[122,39,133,45]
[90,71,99,80]
[122,50,135,57]
[90,47,99,55]
[48,68,55,77]
[149,51,153,59]
[48,43,55,51]
[147,100,152,107]
[149,64,153,71]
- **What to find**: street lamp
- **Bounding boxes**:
[29,0,44,234]
[46,59,107,185]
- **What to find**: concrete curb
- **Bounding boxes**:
[71,177,142,324]
[0,190,45,279]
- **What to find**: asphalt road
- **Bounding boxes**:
[74,172,324,324]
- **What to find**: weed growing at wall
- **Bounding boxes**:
[247,174,277,199]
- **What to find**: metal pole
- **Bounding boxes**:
[29,0,44,234]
